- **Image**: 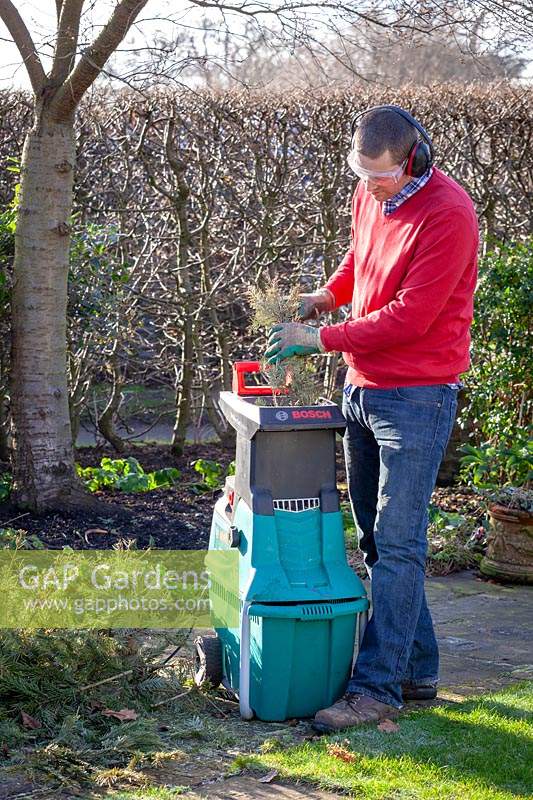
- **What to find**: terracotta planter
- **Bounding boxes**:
[480,504,533,584]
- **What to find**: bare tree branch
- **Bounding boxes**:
[49,0,148,121]
[0,0,47,94]
[50,0,85,85]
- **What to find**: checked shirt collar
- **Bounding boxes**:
[382,167,433,216]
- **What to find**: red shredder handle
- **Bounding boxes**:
[232,361,273,396]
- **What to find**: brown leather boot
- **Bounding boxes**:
[312,692,399,733]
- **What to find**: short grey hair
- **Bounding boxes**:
[354,108,418,165]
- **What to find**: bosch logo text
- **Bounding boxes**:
[291,410,332,419]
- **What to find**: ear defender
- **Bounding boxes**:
[405,139,432,178]
[350,105,434,179]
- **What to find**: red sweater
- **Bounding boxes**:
[320,168,478,388]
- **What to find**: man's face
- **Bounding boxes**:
[349,148,412,202]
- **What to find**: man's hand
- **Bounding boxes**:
[298,289,335,321]
[265,322,325,363]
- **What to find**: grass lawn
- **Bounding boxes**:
[237,682,533,800]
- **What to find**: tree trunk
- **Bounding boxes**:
[0,391,10,462]
[172,316,194,456]
[68,344,92,447]
[97,354,125,453]
[10,113,84,510]
[199,225,232,391]
[193,331,232,445]
[0,351,10,462]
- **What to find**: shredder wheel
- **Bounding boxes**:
[193,635,223,688]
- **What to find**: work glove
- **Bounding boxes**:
[298,288,335,321]
[265,322,325,364]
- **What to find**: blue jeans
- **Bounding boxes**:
[342,384,458,708]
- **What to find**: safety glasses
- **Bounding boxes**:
[347,150,407,183]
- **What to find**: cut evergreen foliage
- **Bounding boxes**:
[249,280,300,332]
[248,278,320,406]
[0,628,189,788]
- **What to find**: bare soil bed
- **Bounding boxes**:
[0,443,234,550]
[0,442,484,553]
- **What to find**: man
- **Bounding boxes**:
[265,106,478,732]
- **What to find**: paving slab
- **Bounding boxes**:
[192,774,340,799]
[426,571,533,695]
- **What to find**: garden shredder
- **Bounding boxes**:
[194,361,369,722]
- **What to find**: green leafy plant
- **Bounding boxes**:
[76,457,180,493]
[426,505,481,575]
[191,459,223,490]
[0,472,11,502]
[0,527,44,550]
[459,431,532,488]
[189,459,235,494]
[462,238,532,445]
[0,160,19,269]
[0,196,17,269]
[0,164,22,311]
[428,504,466,531]
[68,221,130,318]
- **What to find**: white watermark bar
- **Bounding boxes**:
[0,550,239,629]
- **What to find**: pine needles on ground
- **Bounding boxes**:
[248,279,321,406]
[0,628,190,789]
